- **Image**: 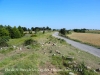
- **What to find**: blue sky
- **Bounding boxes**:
[0,0,100,29]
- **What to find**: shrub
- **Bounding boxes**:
[29,30,32,34]
[0,36,10,47]
[24,39,38,46]
[31,34,37,37]
[59,28,66,35]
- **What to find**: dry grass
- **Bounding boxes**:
[67,33,100,47]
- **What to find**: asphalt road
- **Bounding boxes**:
[52,32,100,58]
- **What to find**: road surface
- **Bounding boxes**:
[52,32,100,58]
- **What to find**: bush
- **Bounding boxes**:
[31,34,37,37]
[24,39,38,46]
[59,28,66,35]
[0,36,10,47]
[29,30,32,34]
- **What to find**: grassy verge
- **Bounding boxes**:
[51,54,99,75]
[3,53,39,75]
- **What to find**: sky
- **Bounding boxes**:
[0,0,100,29]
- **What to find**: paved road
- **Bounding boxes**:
[52,32,100,58]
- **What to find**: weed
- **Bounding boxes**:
[0,47,14,54]
[4,53,39,75]
[31,34,37,37]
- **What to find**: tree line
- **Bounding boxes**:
[0,25,24,47]
[22,26,52,31]
[0,25,57,38]
[73,28,88,33]
[59,28,89,35]
[0,25,56,47]
[0,25,24,39]
[59,28,72,35]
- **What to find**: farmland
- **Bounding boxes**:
[67,33,100,48]
[85,30,100,34]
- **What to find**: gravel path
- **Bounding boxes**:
[52,32,100,58]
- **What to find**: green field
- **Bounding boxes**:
[0,31,100,75]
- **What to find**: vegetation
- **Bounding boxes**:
[51,55,98,75]
[0,36,10,47]
[18,26,24,36]
[0,25,99,75]
[59,28,66,35]
[85,30,100,34]
[67,32,100,48]
[24,38,38,46]
[73,28,87,33]
[59,28,72,36]
[0,28,9,37]
[0,25,23,39]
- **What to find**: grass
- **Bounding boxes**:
[85,30,100,34]
[51,55,99,75]
[0,53,27,68]
[0,31,100,75]
[4,53,39,75]
[0,47,14,55]
[67,32,100,48]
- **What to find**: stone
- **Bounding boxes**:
[69,72,75,75]
[52,54,56,56]
[66,57,74,61]
[96,68,100,72]
[86,66,91,70]
[19,47,22,50]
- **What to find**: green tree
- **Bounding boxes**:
[18,26,24,36]
[59,28,66,35]
[6,25,13,38]
[12,26,21,38]
[22,27,27,31]
[31,27,35,31]
[0,28,9,37]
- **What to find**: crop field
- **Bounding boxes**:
[67,33,100,48]
[85,30,100,34]
[0,31,100,75]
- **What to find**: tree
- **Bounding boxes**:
[35,29,37,34]
[31,27,35,31]
[43,27,45,34]
[73,29,86,33]
[22,27,27,31]
[18,26,24,36]
[29,30,32,34]
[59,28,66,35]
[0,28,9,37]
[46,26,51,30]
[11,26,21,38]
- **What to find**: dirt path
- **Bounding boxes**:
[52,32,100,58]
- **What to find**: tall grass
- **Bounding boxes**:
[4,53,39,75]
[0,53,27,68]
[0,47,14,54]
